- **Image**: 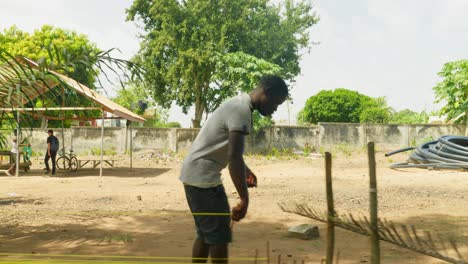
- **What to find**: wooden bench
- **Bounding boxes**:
[0,151,31,172]
[77,159,117,169]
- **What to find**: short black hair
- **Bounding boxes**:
[258,75,288,98]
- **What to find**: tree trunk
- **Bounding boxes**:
[192,95,204,128]
[191,70,210,128]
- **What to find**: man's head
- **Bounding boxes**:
[47,129,54,135]
[251,75,288,116]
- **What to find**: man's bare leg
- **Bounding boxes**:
[210,244,228,263]
[192,238,210,263]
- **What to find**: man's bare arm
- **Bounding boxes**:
[228,131,249,221]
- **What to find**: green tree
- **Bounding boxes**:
[1,28,141,148]
[1,25,102,128]
[0,25,141,129]
[300,89,365,124]
[1,25,100,87]
[127,0,318,127]
[299,88,391,124]
[433,60,468,129]
[389,109,428,124]
[113,85,182,128]
[113,85,148,115]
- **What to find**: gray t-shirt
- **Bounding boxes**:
[180,94,253,188]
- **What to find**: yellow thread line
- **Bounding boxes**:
[0,259,196,264]
[0,254,265,261]
[6,211,231,216]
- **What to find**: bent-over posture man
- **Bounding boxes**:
[180,75,288,263]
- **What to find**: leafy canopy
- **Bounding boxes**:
[299,88,392,124]
[0,25,103,128]
[0,25,142,129]
[112,85,180,128]
[1,25,100,87]
[433,60,468,124]
[127,0,318,127]
[0,26,142,154]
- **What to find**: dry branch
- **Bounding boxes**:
[279,202,467,264]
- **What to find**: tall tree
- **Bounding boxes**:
[1,25,100,87]
[0,25,102,127]
[112,85,180,127]
[127,0,318,127]
[433,60,468,132]
[0,26,141,151]
[0,25,141,128]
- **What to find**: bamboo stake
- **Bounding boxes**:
[99,109,105,177]
[15,84,20,177]
[368,142,380,264]
[325,152,335,264]
[267,241,270,264]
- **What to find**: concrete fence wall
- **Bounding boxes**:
[319,123,465,149]
[2,123,465,155]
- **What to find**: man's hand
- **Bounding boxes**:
[231,199,249,222]
[246,169,257,188]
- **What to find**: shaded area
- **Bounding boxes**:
[1,167,171,179]
[282,204,468,264]
[0,211,465,263]
[402,214,468,243]
[0,197,37,206]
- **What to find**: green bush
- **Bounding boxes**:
[360,107,390,123]
[299,88,392,124]
[91,147,101,156]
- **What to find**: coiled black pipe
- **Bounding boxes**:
[387,135,468,169]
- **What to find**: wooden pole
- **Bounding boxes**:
[325,152,335,264]
[254,249,258,264]
[15,85,20,177]
[266,241,270,264]
[367,142,380,264]
[277,254,281,264]
[100,109,105,177]
[61,119,65,155]
[129,123,133,170]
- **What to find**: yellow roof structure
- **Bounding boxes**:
[0,57,145,123]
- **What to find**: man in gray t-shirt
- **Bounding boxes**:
[180,75,288,262]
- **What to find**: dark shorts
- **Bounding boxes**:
[184,184,232,245]
[10,153,17,162]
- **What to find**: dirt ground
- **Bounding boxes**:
[0,148,467,264]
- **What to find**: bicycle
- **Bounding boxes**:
[56,148,78,172]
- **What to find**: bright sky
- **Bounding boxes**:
[1,0,468,127]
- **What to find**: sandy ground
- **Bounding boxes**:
[0,148,467,263]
